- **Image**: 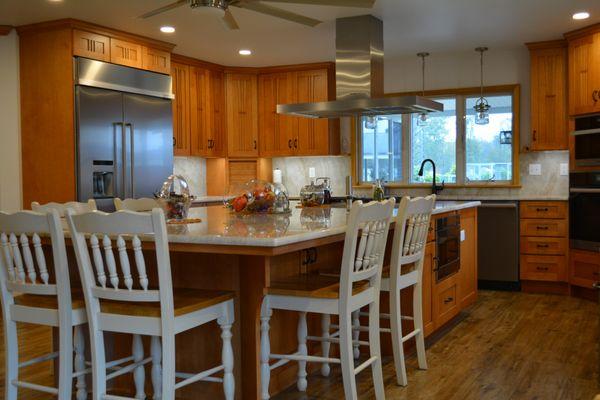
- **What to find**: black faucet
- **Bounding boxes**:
[418,159,445,195]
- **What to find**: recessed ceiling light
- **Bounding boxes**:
[239,49,252,56]
[160,26,175,33]
[572,12,590,20]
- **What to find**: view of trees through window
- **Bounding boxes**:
[359,90,515,185]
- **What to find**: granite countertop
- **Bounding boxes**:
[164,200,481,248]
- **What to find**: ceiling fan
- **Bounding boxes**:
[138,0,375,30]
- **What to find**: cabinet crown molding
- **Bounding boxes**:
[16,18,176,51]
[564,22,600,41]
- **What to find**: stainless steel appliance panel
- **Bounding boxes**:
[75,57,173,99]
[572,114,600,167]
[570,172,600,252]
[123,93,173,200]
[477,201,520,290]
[76,86,124,211]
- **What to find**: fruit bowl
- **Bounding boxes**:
[224,179,289,214]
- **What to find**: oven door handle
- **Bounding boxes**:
[570,188,600,193]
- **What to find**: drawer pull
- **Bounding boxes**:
[536,226,549,230]
[536,244,550,248]
[443,297,454,304]
[535,207,549,212]
[536,266,549,271]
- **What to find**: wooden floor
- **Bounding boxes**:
[0,290,598,399]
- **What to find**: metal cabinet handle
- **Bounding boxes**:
[536,266,549,271]
[253,140,257,150]
[593,90,599,103]
[532,130,537,141]
[535,207,549,212]
[443,297,454,304]
[536,226,549,230]
[294,139,298,149]
[536,244,550,248]
[288,139,293,149]
[593,281,600,289]
[173,137,177,147]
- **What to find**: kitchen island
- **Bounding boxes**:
[104,200,480,399]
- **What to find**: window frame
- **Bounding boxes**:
[352,84,521,188]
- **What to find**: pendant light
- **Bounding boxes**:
[474,47,490,125]
[417,52,430,126]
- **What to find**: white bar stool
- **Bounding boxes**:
[32,199,97,216]
[353,195,436,386]
[0,209,89,400]
[113,198,158,212]
[67,208,235,400]
[259,199,395,400]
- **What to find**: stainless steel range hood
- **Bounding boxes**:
[277,15,443,118]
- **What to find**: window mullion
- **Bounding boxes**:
[456,95,466,185]
[402,114,411,184]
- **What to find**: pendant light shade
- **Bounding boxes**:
[417,52,430,126]
[474,47,490,125]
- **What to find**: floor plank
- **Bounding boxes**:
[0,290,597,399]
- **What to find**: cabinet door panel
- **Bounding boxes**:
[142,47,171,74]
[296,70,330,155]
[458,209,477,308]
[189,67,209,157]
[171,62,190,156]
[530,47,567,150]
[568,35,597,116]
[521,254,567,282]
[226,74,258,157]
[209,70,226,157]
[259,73,295,157]
[110,38,142,68]
[73,30,110,61]
[422,241,435,336]
[570,250,600,288]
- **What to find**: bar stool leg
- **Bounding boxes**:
[339,312,358,400]
[390,283,408,386]
[218,318,235,400]
[260,304,272,400]
[296,312,308,391]
[57,322,74,400]
[4,318,18,400]
[90,328,107,400]
[74,325,87,400]
[320,314,331,377]
[150,336,162,400]
[413,277,428,370]
[368,302,385,400]
[132,334,146,399]
[352,310,360,359]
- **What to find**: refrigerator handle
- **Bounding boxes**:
[125,123,134,198]
[113,122,124,200]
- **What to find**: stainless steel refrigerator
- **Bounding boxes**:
[74,57,174,211]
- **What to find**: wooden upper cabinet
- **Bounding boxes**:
[295,69,331,155]
[110,38,142,69]
[258,73,296,157]
[567,32,600,116]
[226,73,258,158]
[142,46,171,74]
[190,67,210,157]
[171,62,191,156]
[72,30,110,61]
[208,69,226,157]
[528,42,568,150]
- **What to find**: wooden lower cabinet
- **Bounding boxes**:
[521,254,568,282]
[458,208,478,309]
[422,241,435,336]
[570,249,600,289]
[432,275,459,329]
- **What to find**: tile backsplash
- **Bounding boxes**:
[174,156,206,197]
[272,151,569,201]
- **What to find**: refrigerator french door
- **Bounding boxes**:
[76,86,173,211]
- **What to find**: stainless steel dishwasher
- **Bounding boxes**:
[477,201,520,290]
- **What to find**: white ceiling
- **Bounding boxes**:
[1,0,599,67]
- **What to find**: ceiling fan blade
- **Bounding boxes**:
[138,0,188,19]
[253,0,375,7]
[222,9,240,30]
[234,1,322,27]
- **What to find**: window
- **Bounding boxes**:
[411,98,457,183]
[357,85,519,187]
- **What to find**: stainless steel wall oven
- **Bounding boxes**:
[570,171,600,252]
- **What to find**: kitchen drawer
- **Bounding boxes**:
[520,254,567,282]
[433,279,459,328]
[520,236,568,255]
[520,201,567,219]
[520,219,567,237]
[570,250,600,289]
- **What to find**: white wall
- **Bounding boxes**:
[0,31,22,212]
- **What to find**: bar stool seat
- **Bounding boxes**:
[99,289,235,317]
[268,274,370,299]
[14,291,86,310]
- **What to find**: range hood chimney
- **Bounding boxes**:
[277,15,443,118]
